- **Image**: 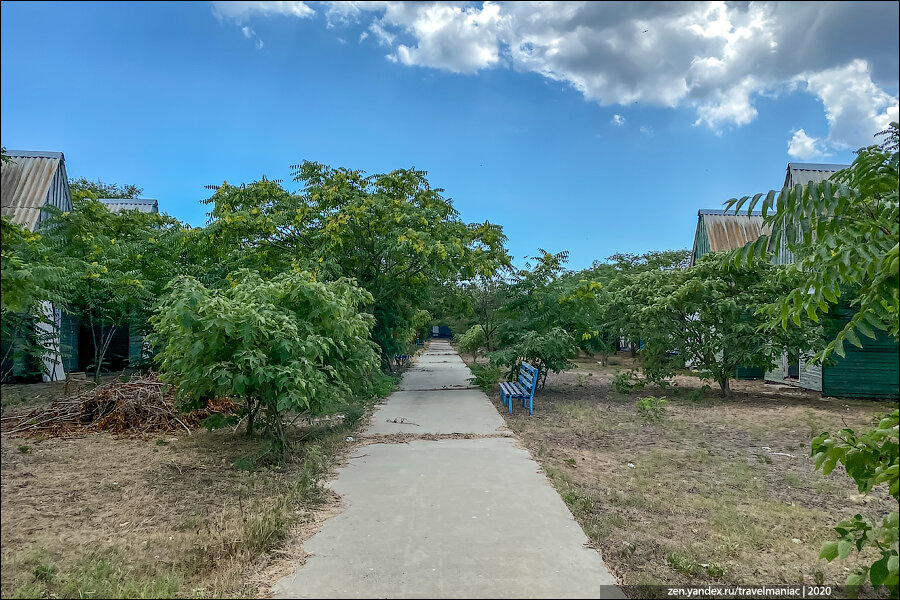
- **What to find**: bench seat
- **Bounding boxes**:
[498,361,539,415]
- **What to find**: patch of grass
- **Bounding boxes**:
[7,549,182,599]
[17,445,30,454]
[666,551,703,577]
[495,366,896,591]
[782,473,802,487]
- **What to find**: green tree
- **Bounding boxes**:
[620,254,818,395]
[461,273,510,352]
[492,250,578,386]
[1,216,69,380]
[43,199,183,380]
[149,270,378,453]
[727,123,899,360]
[457,324,487,361]
[69,177,143,202]
[194,163,508,366]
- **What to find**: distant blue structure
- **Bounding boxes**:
[429,325,453,338]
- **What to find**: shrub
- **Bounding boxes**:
[612,370,635,394]
[150,270,378,455]
[636,396,667,422]
[812,409,899,596]
[468,362,502,394]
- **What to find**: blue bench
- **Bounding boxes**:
[499,361,539,415]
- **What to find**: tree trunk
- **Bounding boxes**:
[599,352,609,367]
[94,324,118,383]
[718,376,731,397]
[246,399,258,436]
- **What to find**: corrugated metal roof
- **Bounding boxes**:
[698,209,763,216]
[1,150,70,230]
[784,163,848,187]
[699,211,770,253]
[99,199,159,214]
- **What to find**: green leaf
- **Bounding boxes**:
[844,327,864,348]
[820,541,839,561]
[870,555,889,588]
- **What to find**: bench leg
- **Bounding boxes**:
[508,396,513,415]
[529,395,533,416]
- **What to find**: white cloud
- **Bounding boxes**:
[212,1,313,20]
[640,125,653,136]
[241,26,254,39]
[787,129,825,159]
[369,20,396,47]
[212,1,900,150]
[611,114,625,126]
[388,2,508,73]
[800,60,899,149]
[693,77,759,130]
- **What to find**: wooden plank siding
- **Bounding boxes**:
[822,308,899,399]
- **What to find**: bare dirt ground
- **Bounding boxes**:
[0,382,389,599]
[461,351,896,597]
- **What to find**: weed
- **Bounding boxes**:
[17,445,30,454]
[704,562,726,579]
[32,562,55,583]
[636,396,668,422]
[232,457,254,471]
[562,488,595,517]
[155,438,169,446]
[366,372,399,400]
[755,453,773,464]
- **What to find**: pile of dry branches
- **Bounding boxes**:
[2,373,237,436]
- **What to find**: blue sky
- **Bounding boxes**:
[2,1,898,270]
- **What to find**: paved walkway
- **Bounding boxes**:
[274,340,620,599]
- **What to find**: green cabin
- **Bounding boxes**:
[691,163,898,398]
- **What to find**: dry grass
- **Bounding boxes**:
[0,373,398,599]
[467,353,896,597]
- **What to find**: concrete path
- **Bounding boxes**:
[274,340,620,599]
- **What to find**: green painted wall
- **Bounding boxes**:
[692,217,710,265]
[822,308,899,399]
[734,366,765,379]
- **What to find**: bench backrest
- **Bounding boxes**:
[518,361,539,394]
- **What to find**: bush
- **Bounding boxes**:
[468,362,502,394]
[150,270,378,455]
[612,370,635,394]
[458,324,487,358]
[636,396,667,422]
